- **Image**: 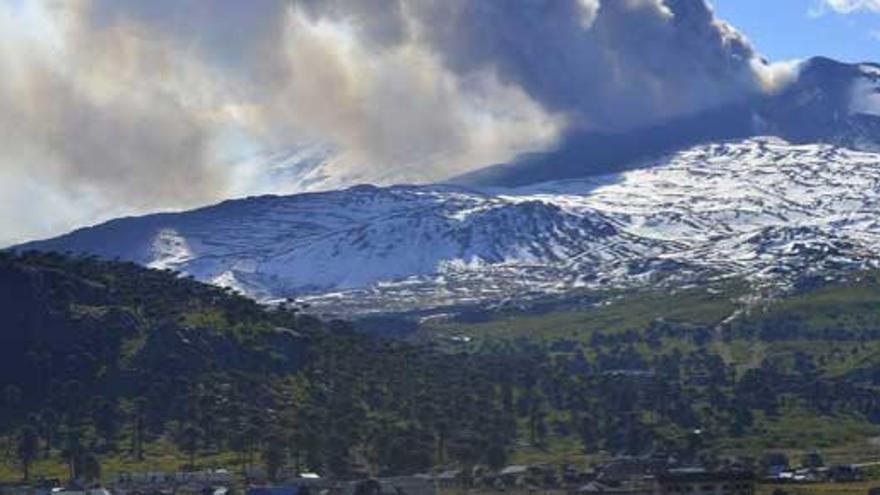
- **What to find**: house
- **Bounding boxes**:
[529,464,561,487]
[0,486,52,495]
[336,477,436,495]
[575,480,655,494]
[247,466,269,482]
[801,451,824,469]
[498,465,530,486]
[597,458,651,485]
[433,469,464,489]
[560,465,591,486]
[759,453,790,477]
[175,469,234,484]
[111,469,232,494]
[499,465,529,477]
[376,475,437,495]
[248,487,303,495]
[655,468,756,495]
[826,464,861,483]
[45,489,111,495]
[122,470,169,485]
[0,478,62,495]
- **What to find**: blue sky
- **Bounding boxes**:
[711,0,880,63]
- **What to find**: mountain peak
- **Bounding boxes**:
[452,57,880,189]
[18,136,880,315]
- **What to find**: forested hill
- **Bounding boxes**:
[8,251,880,484]
[0,251,312,414]
[0,252,516,481]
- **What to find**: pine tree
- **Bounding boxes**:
[16,426,39,481]
[176,424,204,470]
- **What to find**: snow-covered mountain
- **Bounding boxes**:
[18,137,880,314]
[15,57,880,315]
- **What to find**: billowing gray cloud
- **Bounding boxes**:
[0,1,223,245]
[294,0,781,130]
[0,0,792,246]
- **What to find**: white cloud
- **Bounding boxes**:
[810,0,880,16]
[850,77,880,116]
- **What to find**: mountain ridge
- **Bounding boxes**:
[14,56,880,315]
[16,135,880,315]
[452,57,880,187]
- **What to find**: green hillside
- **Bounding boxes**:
[417,273,880,464]
[0,252,517,482]
[5,253,880,485]
[417,279,747,342]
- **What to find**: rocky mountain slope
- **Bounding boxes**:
[15,57,880,315]
[18,137,880,314]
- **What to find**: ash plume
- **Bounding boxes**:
[0,0,794,245]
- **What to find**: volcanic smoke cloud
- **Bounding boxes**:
[0,0,792,245]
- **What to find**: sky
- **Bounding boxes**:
[0,0,878,248]
[711,0,880,63]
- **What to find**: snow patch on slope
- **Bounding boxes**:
[23,137,880,314]
[147,229,194,270]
